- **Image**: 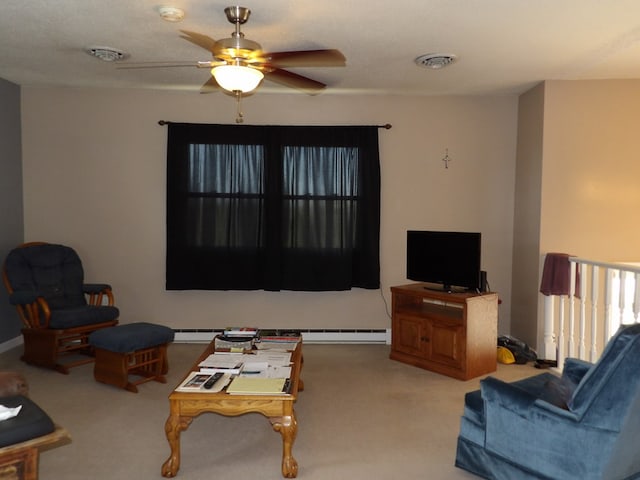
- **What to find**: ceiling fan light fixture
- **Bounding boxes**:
[212,65,264,93]
[414,53,457,70]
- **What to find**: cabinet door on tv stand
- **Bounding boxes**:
[427,321,464,369]
[393,314,427,357]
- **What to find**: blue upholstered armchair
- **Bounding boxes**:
[2,242,119,373]
[455,324,640,480]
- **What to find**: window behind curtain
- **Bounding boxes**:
[282,145,359,250]
[187,144,265,249]
[166,123,380,291]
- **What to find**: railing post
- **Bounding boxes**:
[634,272,640,324]
[543,295,556,361]
[568,262,577,358]
[578,263,587,359]
[557,296,566,369]
[619,270,627,328]
[589,266,613,362]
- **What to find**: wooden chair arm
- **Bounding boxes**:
[8,291,38,306]
[10,296,51,329]
[7,291,52,328]
[83,284,115,306]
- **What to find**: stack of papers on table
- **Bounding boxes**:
[254,350,291,365]
[198,353,244,374]
[257,338,300,350]
[258,329,301,341]
[253,350,292,378]
[239,361,269,377]
[226,377,290,395]
[238,361,291,379]
[198,352,292,378]
[223,327,259,338]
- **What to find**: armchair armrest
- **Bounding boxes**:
[82,283,114,306]
[9,291,38,306]
[562,357,593,384]
[7,291,51,328]
[482,376,578,420]
[481,376,539,414]
[82,283,112,294]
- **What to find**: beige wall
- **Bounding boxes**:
[511,83,544,345]
[541,80,640,261]
[20,87,517,333]
[512,79,640,349]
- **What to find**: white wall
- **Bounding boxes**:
[20,87,517,333]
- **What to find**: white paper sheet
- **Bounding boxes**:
[0,404,22,421]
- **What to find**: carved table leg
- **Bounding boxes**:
[270,413,298,478]
[161,414,192,477]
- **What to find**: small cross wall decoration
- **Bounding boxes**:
[442,149,453,169]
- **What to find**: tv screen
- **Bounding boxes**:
[406,230,481,292]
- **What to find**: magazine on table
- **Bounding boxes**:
[175,371,231,393]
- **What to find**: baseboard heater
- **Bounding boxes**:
[0,335,23,354]
[173,328,391,345]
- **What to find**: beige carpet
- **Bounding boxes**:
[1,342,537,479]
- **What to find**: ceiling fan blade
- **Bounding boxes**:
[116,60,226,71]
[116,61,200,70]
[180,30,218,53]
[264,68,327,94]
[262,49,346,67]
[200,75,220,94]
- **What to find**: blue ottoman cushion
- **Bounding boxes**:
[89,322,174,353]
[0,395,55,448]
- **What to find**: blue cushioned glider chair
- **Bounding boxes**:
[455,323,640,480]
[2,242,119,374]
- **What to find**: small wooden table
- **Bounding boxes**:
[161,340,304,478]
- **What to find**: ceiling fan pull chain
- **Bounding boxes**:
[235,91,244,123]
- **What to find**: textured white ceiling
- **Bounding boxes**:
[2,0,640,96]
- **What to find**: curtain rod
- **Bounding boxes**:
[158,120,391,129]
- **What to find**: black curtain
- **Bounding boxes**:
[166,123,380,291]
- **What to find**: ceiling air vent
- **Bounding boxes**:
[158,6,185,22]
[414,53,457,70]
[85,46,128,62]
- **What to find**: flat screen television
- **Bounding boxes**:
[406,230,482,292]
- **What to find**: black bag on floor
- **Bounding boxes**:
[497,335,538,364]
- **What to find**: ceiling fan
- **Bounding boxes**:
[120,6,346,121]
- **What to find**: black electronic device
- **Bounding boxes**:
[203,372,224,389]
[406,230,482,292]
[479,270,488,292]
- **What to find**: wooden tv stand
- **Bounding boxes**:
[389,283,498,380]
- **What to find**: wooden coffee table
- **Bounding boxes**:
[161,340,304,478]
